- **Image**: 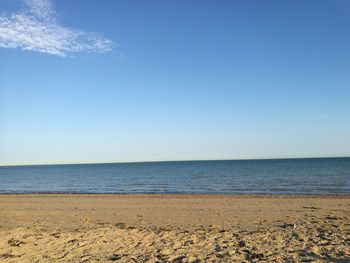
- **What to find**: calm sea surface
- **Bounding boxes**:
[0,158,349,195]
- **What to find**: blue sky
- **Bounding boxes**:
[1,0,350,165]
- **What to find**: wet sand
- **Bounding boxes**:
[0,194,349,262]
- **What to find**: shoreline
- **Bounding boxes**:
[2,194,348,230]
[1,193,350,197]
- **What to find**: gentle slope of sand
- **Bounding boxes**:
[0,195,349,262]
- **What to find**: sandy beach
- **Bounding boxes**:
[0,194,349,262]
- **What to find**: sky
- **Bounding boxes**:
[1,0,350,165]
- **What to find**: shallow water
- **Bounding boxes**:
[0,158,349,194]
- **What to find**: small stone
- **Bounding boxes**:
[169,255,186,262]
[238,240,246,247]
[115,223,126,229]
[281,223,297,229]
[107,254,122,261]
[246,252,264,260]
[7,239,24,247]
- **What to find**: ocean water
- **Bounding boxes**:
[0,158,349,195]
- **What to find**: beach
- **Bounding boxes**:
[0,195,349,262]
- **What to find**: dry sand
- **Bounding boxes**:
[0,194,349,262]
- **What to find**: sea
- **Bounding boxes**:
[0,158,349,195]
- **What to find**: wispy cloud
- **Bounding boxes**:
[0,0,113,57]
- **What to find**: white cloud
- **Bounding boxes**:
[0,0,113,57]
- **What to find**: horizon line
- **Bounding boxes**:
[1,155,350,167]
